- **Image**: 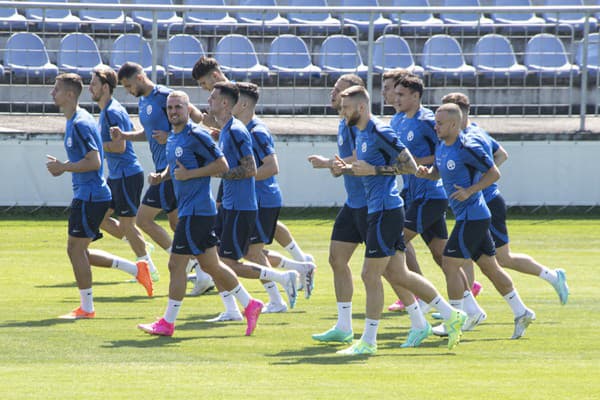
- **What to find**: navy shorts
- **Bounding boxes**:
[107,172,144,218]
[68,198,110,241]
[404,198,449,244]
[249,206,280,245]
[218,209,257,260]
[365,208,406,258]
[142,178,177,213]
[172,215,220,256]
[487,194,510,248]
[444,218,496,261]
[331,204,368,244]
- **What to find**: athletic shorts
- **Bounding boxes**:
[172,215,219,256]
[68,198,110,241]
[218,208,257,260]
[444,218,496,261]
[141,178,177,213]
[107,172,144,218]
[404,198,449,244]
[249,206,280,245]
[487,194,509,248]
[365,207,406,258]
[331,204,368,244]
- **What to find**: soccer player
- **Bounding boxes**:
[137,91,263,336]
[47,73,153,319]
[89,65,157,279]
[233,82,317,313]
[442,92,569,305]
[205,81,298,322]
[417,103,535,339]
[111,62,214,294]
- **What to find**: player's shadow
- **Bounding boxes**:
[0,318,92,328]
[101,336,195,348]
[35,281,117,289]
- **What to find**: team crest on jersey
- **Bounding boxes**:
[66,137,72,147]
[146,104,153,115]
[361,142,367,153]
[338,134,344,146]
[407,130,414,141]
[175,146,183,157]
[447,159,456,170]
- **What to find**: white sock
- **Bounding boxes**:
[137,254,157,274]
[418,298,431,314]
[79,288,94,313]
[195,266,213,282]
[361,318,379,346]
[284,240,306,261]
[263,282,284,305]
[539,268,558,285]
[336,302,352,332]
[503,289,527,318]
[231,284,251,308]
[406,302,427,330]
[163,298,182,324]
[429,295,455,320]
[463,290,484,316]
[220,291,240,314]
[111,258,138,276]
[259,267,288,285]
[280,257,312,274]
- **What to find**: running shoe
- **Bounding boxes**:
[388,299,405,312]
[261,302,288,314]
[337,340,377,355]
[205,311,243,322]
[58,306,95,320]
[283,270,299,309]
[511,308,536,339]
[400,322,432,348]
[312,327,354,343]
[444,310,467,350]
[472,281,483,297]
[137,317,174,336]
[552,269,569,305]
[244,299,264,336]
[136,260,153,297]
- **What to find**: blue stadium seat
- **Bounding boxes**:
[473,34,528,79]
[267,34,321,79]
[164,34,205,81]
[0,7,28,30]
[439,0,494,34]
[316,34,368,80]
[338,0,391,35]
[131,0,183,33]
[421,34,477,80]
[287,0,341,34]
[4,32,59,81]
[576,32,600,81]
[215,34,270,80]
[388,0,444,35]
[524,33,580,79]
[110,34,166,80]
[0,63,4,79]
[491,0,545,33]
[58,33,103,79]
[542,0,598,34]
[79,0,137,32]
[234,0,290,34]
[24,0,81,31]
[373,34,424,77]
[183,0,237,32]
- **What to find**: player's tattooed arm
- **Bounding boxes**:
[221,154,257,180]
[373,148,417,175]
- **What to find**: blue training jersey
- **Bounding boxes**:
[463,122,501,203]
[139,85,172,171]
[435,133,493,221]
[99,98,143,179]
[337,118,367,209]
[355,117,405,213]
[390,111,410,202]
[166,122,223,217]
[65,108,111,202]
[247,117,283,208]
[218,117,258,211]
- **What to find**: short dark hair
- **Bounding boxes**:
[93,65,117,94]
[340,85,370,103]
[395,74,424,98]
[442,92,470,116]
[192,56,220,80]
[56,73,83,98]
[382,68,410,81]
[117,61,143,82]
[236,82,259,104]
[337,74,365,88]
[214,81,239,105]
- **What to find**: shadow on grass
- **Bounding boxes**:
[0,318,92,328]
[101,336,196,348]
[36,281,118,289]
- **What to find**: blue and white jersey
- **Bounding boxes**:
[396,106,446,202]
[99,97,143,179]
[435,133,493,221]
[389,111,409,201]
[337,118,367,209]
[247,117,283,208]
[166,122,223,217]
[463,122,501,203]
[65,108,111,201]
[218,117,258,211]
[355,117,405,213]
[138,85,172,171]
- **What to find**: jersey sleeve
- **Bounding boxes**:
[374,125,406,161]
[230,125,254,159]
[191,129,223,165]
[251,127,275,161]
[74,120,100,154]
[463,139,494,173]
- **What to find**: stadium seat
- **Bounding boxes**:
[372,34,424,77]
[110,34,166,80]
[182,0,237,32]
[287,0,341,34]
[267,34,321,79]
[79,0,137,32]
[388,0,444,35]
[421,34,477,80]
[439,0,494,34]
[524,33,580,79]
[542,0,598,34]
[214,34,270,80]
[131,0,183,33]
[338,0,391,35]
[0,7,28,30]
[491,0,545,33]
[24,0,81,31]
[4,32,59,81]
[576,32,600,81]
[234,0,290,34]
[316,34,368,80]
[163,34,205,81]
[57,33,103,80]
[473,34,528,79]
